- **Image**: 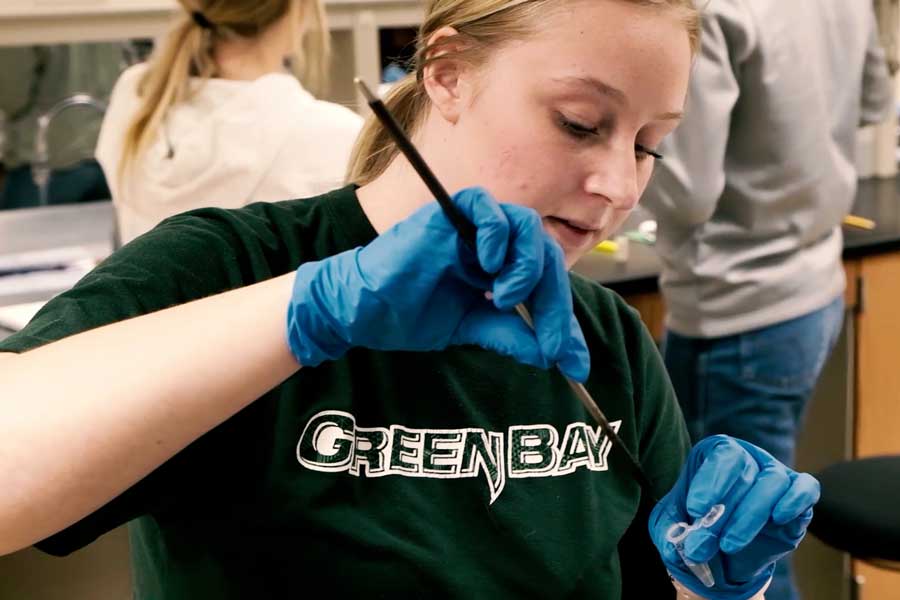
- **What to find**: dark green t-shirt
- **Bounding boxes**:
[0,185,690,598]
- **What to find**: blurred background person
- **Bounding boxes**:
[641,2,894,599]
[96,0,363,245]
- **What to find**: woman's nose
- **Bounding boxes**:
[583,148,640,211]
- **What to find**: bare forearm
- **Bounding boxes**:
[0,272,299,554]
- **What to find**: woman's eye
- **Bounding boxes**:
[557,114,599,140]
[556,112,663,161]
[635,144,663,161]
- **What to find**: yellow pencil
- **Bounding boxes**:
[593,240,619,254]
[843,215,876,230]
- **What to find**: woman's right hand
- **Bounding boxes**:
[286,186,590,381]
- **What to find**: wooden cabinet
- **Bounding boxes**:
[620,291,666,342]
[851,252,900,600]
[855,252,900,458]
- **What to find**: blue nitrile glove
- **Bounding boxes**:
[286,186,590,381]
[649,435,820,600]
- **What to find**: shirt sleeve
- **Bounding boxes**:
[860,8,894,126]
[0,211,256,556]
[640,1,751,229]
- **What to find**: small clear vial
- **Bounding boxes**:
[665,504,727,588]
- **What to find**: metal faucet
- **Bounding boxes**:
[32,93,108,206]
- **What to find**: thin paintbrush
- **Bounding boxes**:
[354,77,656,499]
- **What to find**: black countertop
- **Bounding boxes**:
[572,176,900,295]
[3,176,900,307]
[842,176,900,257]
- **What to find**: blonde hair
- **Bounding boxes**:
[119,0,329,181]
[347,0,700,185]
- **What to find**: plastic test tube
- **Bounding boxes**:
[665,504,727,588]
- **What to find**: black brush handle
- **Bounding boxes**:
[356,79,478,245]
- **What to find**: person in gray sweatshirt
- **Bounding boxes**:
[640,2,894,599]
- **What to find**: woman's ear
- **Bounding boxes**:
[421,26,473,125]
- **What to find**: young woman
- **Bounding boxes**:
[0,0,817,598]
[95,0,363,243]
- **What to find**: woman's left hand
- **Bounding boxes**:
[648,435,820,600]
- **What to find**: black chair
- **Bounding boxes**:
[809,455,900,571]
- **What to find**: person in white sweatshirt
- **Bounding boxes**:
[96,0,363,244]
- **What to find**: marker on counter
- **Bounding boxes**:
[594,240,618,254]
[843,215,876,230]
[594,237,629,262]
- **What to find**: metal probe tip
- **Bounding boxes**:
[354,78,377,103]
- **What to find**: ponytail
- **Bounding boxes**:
[294,0,330,95]
[118,16,216,183]
[346,74,426,185]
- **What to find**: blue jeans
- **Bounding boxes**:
[662,295,845,600]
